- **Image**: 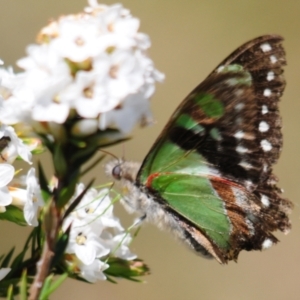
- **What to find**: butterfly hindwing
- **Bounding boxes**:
[136,35,292,263]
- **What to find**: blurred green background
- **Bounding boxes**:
[1,1,300,299]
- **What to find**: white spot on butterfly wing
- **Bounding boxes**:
[261,139,272,151]
[235,102,245,111]
[260,43,272,52]
[262,238,273,249]
[259,121,270,132]
[261,194,270,207]
[267,71,275,81]
[262,105,269,114]
[236,145,248,153]
[263,89,272,97]
[235,89,244,97]
[234,130,244,139]
[235,117,243,125]
[270,55,277,63]
[239,160,253,170]
[244,180,254,190]
[217,65,225,72]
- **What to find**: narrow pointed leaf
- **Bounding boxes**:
[39,273,68,299]
[51,228,70,269]
[37,161,51,201]
[1,248,15,268]
[39,274,53,300]
[53,144,67,177]
[6,284,14,300]
[56,171,80,208]
[20,269,27,300]
[69,145,98,166]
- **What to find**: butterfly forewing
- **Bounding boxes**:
[136,35,292,263]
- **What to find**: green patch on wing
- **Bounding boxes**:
[219,64,252,86]
[219,64,244,73]
[194,93,224,119]
[139,140,209,183]
[151,173,231,249]
[138,139,231,249]
[175,114,205,134]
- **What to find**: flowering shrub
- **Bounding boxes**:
[0,1,162,298]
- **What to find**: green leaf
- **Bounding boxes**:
[53,144,67,177]
[37,161,51,202]
[20,269,27,300]
[0,278,21,297]
[6,284,14,300]
[69,145,98,165]
[39,274,53,300]
[10,228,38,271]
[104,258,150,282]
[28,226,41,259]
[56,171,79,208]
[86,129,130,148]
[37,134,55,154]
[1,247,15,268]
[0,206,27,226]
[39,273,68,300]
[10,247,28,272]
[51,230,70,269]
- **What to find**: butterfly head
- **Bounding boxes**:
[106,159,141,183]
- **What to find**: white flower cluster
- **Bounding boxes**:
[0,0,164,135]
[0,123,41,222]
[63,184,136,282]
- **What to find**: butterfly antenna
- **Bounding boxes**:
[98,149,119,160]
[121,143,126,161]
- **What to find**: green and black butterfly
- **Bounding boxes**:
[107,35,293,264]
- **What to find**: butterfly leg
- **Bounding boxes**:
[133,214,147,227]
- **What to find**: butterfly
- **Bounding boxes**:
[106,35,293,264]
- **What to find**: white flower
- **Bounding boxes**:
[51,18,104,62]
[0,268,11,281]
[99,92,151,134]
[73,185,123,231]
[0,2,163,136]
[0,164,14,212]
[77,258,108,282]
[17,44,72,124]
[8,168,44,226]
[100,231,136,260]
[64,217,109,265]
[64,183,137,274]
[0,125,32,164]
[71,119,98,137]
[24,168,44,226]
